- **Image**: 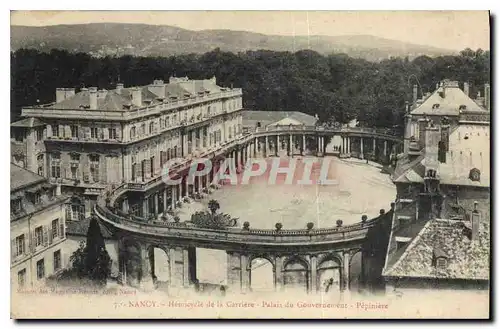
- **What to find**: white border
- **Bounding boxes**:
[1,2,497,328]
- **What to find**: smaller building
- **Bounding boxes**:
[383,212,489,292]
[11,163,69,290]
[383,79,491,295]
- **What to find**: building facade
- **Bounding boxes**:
[383,80,490,293]
[11,77,244,222]
[10,163,69,290]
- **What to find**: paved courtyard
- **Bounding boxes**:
[164,156,397,287]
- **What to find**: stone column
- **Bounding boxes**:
[384,140,388,157]
[153,193,159,216]
[163,189,168,213]
[183,249,190,287]
[265,135,269,157]
[142,198,148,218]
[122,198,129,213]
[169,247,188,288]
[140,244,154,291]
[254,137,258,157]
[341,137,345,153]
[372,138,376,156]
[310,255,318,294]
[276,134,280,155]
[171,186,176,209]
[183,177,188,197]
[227,252,242,292]
[241,254,250,293]
[274,256,284,292]
[347,136,351,154]
[289,134,293,156]
[343,251,350,292]
[360,137,364,160]
[302,135,306,155]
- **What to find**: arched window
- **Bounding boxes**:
[130,126,136,140]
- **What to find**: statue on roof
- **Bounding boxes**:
[441,116,450,125]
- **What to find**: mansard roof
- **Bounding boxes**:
[411,81,487,116]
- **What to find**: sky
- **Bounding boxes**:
[10,11,490,51]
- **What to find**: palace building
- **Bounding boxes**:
[383,80,491,292]
[10,163,69,290]
[11,77,244,222]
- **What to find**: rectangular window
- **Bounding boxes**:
[150,156,155,176]
[36,259,45,280]
[70,125,78,138]
[108,128,117,140]
[37,154,44,177]
[52,125,59,138]
[131,163,137,181]
[89,155,100,182]
[53,250,61,271]
[36,128,43,141]
[11,199,22,213]
[35,226,43,247]
[15,234,25,257]
[51,219,60,239]
[18,269,26,287]
[90,127,98,139]
[33,192,41,204]
[50,153,61,178]
[14,130,24,142]
[141,124,146,135]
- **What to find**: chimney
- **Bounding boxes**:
[484,83,490,111]
[464,82,469,97]
[424,121,440,171]
[56,88,75,103]
[131,87,142,107]
[412,84,418,104]
[98,89,108,99]
[418,118,428,149]
[471,207,480,241]
[440,124,450,152]
[116,83,124,94]
[89,87,98,110]
[438,124,450,163]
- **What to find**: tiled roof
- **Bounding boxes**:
[242,110,318,128]
[383,217,490,281]
[10,163,46,191]
[66,217,114,239]
[411,82,487,116]
[165,83,192,99]
[391,154,425,183]
[11,117,45,128]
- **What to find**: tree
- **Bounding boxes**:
[83,216,112,287]
[275,222,283,231]
[208,199,220,215]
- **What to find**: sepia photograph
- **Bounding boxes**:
[8,10,491,319]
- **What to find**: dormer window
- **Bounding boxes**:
[459,105,467,110]
[464,133,469,140]
[469,168,481,182]
[432,104,440,109]
[436,257,448,270]
[433,248,448,270]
